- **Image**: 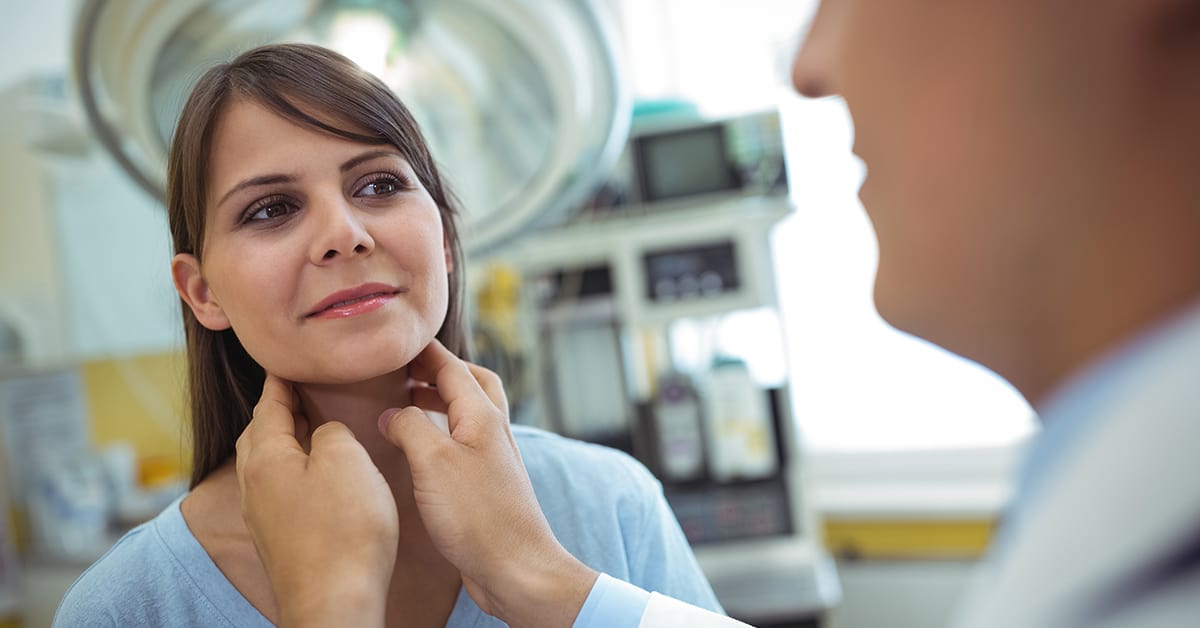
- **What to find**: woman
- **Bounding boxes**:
[53,43,721,627]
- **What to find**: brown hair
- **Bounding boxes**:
[167,43,469,487]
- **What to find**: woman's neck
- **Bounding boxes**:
[293,368,427,528]
[291,368,463,612]
[185,366,461,623]
[295,368,410,462]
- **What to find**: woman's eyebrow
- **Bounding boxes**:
[216,150,404,208]
[339,149,405,173]
[217,174,295,208]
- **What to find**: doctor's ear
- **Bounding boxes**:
[171,253,232,331]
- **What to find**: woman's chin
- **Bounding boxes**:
[271,355,413,386]
[249,333,432,385]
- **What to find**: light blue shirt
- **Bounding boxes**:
[54,426,722,626]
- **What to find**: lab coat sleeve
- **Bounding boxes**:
[640,592,754,628]
[573,573,650,628]
[573,574,752,628]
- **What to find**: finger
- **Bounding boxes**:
[295,414,312,452]
[412,341,491,417]
[251,374,302,447]
[237,376,291,491]
[378,406,450,464]
[464,363,506,414]
[462,363,517,449]
[412,341,505,411]
[235,429,252,495]
[410,386,449,414]
[407,338,455,385]
[407,352,436,386]
[308,421,363,457]
[309,423,385,494]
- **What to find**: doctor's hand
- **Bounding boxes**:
[237,373,398,628]
[380,339,598,628]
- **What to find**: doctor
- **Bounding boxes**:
[236,0,1200,626]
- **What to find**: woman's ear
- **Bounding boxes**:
[172,253,232,331]
[443,234,455,275]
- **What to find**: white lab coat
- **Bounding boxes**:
[639,593,752,627]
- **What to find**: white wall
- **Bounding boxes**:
[0,2,74,90]
[0,1,182,364]
[0,88,69,365]
[0,2,75,366]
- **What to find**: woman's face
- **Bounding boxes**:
[172,99,451,384]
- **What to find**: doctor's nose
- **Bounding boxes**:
[310,197,376,264]
[790,1,841,99]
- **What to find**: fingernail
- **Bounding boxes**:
[378,408,400,433]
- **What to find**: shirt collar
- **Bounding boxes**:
[1008,298,1200,533]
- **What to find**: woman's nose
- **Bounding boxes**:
[310,195,376,263]
[790,0,841,99]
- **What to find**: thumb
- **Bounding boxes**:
[308,420,357,451]
[309,421,379,475]
[378,407,450,463]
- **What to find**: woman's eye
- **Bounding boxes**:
[356,175,403,197]
[245,199,296,223]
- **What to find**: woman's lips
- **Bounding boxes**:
[308,293,396,319]
[307,284,404,319]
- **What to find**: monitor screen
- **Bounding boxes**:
[636,125,740,202]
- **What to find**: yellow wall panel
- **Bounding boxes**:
[80,352,190,480]
[823,519,995,560]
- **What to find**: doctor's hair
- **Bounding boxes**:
[166,42,469,488]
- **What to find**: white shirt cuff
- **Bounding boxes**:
[572,573,651,628]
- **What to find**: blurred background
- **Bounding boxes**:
[0,1,1037,626]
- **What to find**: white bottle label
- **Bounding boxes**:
[703,366,778,481]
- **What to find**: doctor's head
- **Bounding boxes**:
[166,43,468,483]
[789,0,1200,400]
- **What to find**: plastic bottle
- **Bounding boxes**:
[652,373,707,482]
[702,358,778,482]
